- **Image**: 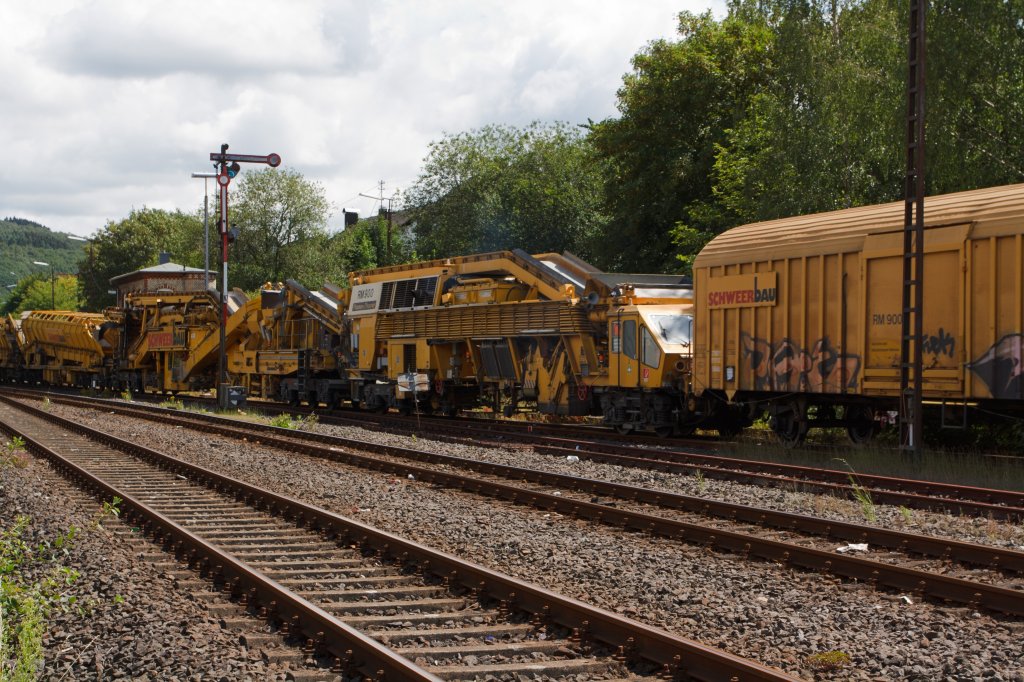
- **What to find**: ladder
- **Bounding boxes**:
[899,0,926,454]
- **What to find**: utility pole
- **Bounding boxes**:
[899,0,926,455]
[360,180,397,265]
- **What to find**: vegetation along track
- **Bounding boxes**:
[23,388,1024,519]
[10,390,1024,619]
[0,395,795,682]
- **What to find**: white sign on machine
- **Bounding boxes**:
[349,283,382,316]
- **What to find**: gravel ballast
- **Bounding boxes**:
[0,450,325,680]
[10,400,1024,680]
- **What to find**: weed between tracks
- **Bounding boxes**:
[840,462,878,524]
[1,438,29,470]
[158,397,184,410]
[268,412,319,431]
[805,650,852,673]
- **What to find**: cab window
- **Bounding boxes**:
[641,326,661,368]
[622,319,637,359]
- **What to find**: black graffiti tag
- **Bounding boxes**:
[922,327,956,358]
[740,333,860,392]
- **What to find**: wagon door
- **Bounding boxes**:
[861,225,969,397]
[610,314,640,388]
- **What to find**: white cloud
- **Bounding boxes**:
[0,0,725,236]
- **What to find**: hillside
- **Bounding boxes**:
[1,217,86,297]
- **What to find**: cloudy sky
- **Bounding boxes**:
[1,1,724,237]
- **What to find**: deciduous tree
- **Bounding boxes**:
[228,168,332,291]
[77,208,201,310]
[0,274,81,314]
[405,122,607,261]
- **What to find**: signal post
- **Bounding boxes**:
[208,144,282,409]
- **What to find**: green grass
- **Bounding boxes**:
[267,412,319,431]
[0,516,81,682]
[722,424,1024,492]
[1,438,29,470]
[836,458,877,523]
[805,650,852,673]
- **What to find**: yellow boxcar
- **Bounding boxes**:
[692,184,1024,443]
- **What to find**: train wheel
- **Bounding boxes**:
[717,424,742,438]
[654,425,675,438]
[773,417,806,447]
[771,402,807,448]
[615,423,633,435]
[846,406,877,445]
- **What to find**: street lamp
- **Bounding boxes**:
[32,261,55,309]
[191,172,218,290]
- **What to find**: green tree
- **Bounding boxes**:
[0,218,90,306]
[227,167,332,291]
[0,274,82,314]
[927,0,1024,193]
[405,122,607,261]
[591,0,1024,272]
[709,0,904,227]
[588,10,775,272]
[77,208,202,311]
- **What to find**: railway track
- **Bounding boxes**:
[10,390,1024,619]
[0,396,794,681]
[18,387,1024,519]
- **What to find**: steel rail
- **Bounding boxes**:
[12,392,1024,617]
[44,391,1024,574]
[0,408,438,681]
[19,391,1024,572]
[531,443,1024,520]
[0,395,796,682]
[16,387,1023,518]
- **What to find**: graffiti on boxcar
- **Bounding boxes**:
[967,333,1023,399]
[922,327,956,358]
[740,333,860,392]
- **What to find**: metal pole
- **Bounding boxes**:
[205,144,280,408]
[204,181,210,286]
[900,0,926,455]
[218,171,229,410]
[191,172,217,290]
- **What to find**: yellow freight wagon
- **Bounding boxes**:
[692,184,1024,445]
[20,311,115,386]
[0,314,26,379]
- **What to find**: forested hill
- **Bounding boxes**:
[1,217,85,288]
